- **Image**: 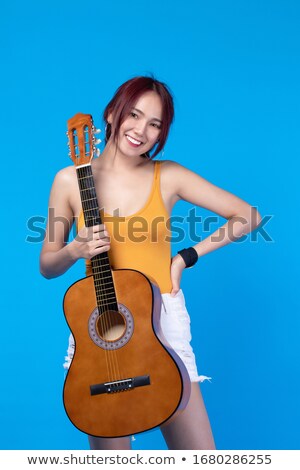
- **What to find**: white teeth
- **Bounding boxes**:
[126,135,142,145]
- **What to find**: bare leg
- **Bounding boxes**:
[88,435,131,450]
[160,382,216,450]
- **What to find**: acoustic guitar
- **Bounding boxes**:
[63,112,191,438]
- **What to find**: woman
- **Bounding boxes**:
[40,75,261,450]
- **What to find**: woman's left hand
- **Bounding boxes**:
[170,254,186,297]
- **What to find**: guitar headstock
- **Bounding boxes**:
[67,113,101,166]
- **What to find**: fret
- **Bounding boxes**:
[92,262,111,269]
[82,207,99,213]
[96,292,114,304]
[93,274,114,281]
[95,291,115,300]
[93,276,114,284]
[81,200,99,210]
[79,187,97,193]
[93,264,111,270]
[80,197,98,206]
[96,294,118,303]
[78,181,95,190]
[94,273,113,285]
[94,281,115,290]
[96,294,115,302]
[84,217,102,223]
[77,173,94,181]
[81,203,99,211]
[92,270,112,277]
[81,196,99,204]
[96,285,114,297]
[93,273,114,279]
[92,255,110,263]
[91,261,111,270]
[79,187,97,197]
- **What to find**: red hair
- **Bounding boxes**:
[103,75,174,159]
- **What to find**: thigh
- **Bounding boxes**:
[88,435,132,450]
[160,382,216,450]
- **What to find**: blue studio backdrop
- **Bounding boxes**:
[1,0,299,450]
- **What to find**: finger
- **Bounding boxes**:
[170,274,180,297]
[170,287,179,297]
[98,230,110,240]
[95,244,110,255]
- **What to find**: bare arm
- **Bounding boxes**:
[40,168,110,279]
[165,161,262,294]
[166,161,261,255]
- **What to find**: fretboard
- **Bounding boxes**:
[76,165,118,312]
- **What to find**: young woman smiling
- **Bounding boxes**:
[40,75,261,450]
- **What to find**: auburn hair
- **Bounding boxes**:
[103,75,174,159]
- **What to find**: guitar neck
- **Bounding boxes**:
[76,164,118,312]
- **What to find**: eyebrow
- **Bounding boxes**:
[132,107,162,123]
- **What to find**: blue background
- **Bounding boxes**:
[1,0,299,450]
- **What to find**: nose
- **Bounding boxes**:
[133,119,147,137]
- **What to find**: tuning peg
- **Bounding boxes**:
[94,138,102,145]
[95,148,101,157]
[94,128,101,134]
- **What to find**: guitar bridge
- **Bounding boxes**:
[90,375,150,396]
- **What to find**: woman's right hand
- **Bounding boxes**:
[68,224,111,261]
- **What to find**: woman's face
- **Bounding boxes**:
[113,91,163,157]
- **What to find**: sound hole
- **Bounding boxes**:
[96,310,126,342]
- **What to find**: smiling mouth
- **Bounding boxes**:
[125,135,143,146]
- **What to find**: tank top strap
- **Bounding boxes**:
[154,160,161,181]
[146,160,168,218]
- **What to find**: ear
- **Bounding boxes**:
[107,112,113,124]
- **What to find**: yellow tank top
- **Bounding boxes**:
[77,161,173,294]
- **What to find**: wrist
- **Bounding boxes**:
[66,240,79,262]
[177,247,198,268]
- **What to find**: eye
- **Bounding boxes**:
[130,112,138,118]
[151,123,161,129]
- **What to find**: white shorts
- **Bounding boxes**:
[63,289,211,384]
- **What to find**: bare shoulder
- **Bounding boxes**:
[53,165,77,185]
[159,159,198,194]
[159,159,252,219]
[160,159,195,178]
[50,165,78,198]
[49,165,80,215]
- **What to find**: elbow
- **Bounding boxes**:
[241,206,262,232]
[233,206,262,234]
[40,265,52,280]
[39,257,55,280]
[250,206,262,230]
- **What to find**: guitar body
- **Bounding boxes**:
[63,268,191,438]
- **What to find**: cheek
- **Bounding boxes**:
[148,128,161,142]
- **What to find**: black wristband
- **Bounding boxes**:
[177,247,198,268]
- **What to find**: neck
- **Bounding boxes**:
[98,139,150,172]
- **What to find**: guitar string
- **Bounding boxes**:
[74,129,114,382]
[78,160,123,384]
[78,126,123,384]
[82,130,119,383]
[78,165,115,382]
[78,165,114,382]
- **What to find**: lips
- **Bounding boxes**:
[125,134,143,147]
